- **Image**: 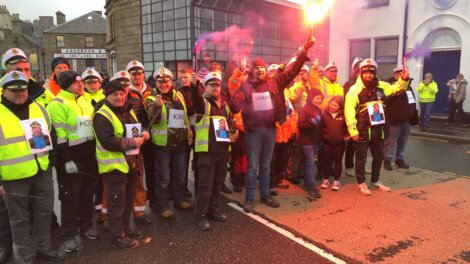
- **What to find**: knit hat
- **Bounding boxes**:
[329,96,344,109]
[198,67,209,80]
[58,71,82,90]
[306,88,323,103]
[103,80,126,96]
[51,57,70,71]
[251,58,266,71]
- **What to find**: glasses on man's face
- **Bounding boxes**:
[131,71,144,76]
[15,67,31,73]
[156,76,171,83]
[207,82,221,88]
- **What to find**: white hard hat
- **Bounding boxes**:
[1,48,28,68]
[81,68,103,82]
[203,72,222,86]
[0,71,29,89]
[153,67,173,79]
[359,58,378,72]
[126,60,145,72]
[110,70,131,81]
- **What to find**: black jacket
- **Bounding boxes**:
[384,78,417,125]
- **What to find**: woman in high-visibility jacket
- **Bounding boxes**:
[417,73,439,131]
[93,80,149,249]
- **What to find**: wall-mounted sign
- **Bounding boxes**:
[54,53,107,59]
[61,49,106,54]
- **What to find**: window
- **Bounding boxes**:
[29,53,38,69]
[56,35,64,47]
[85,35,93,48]
[109,14,115,40]
[362,0,390,9]
[349,39,371,76]
[85,59,95,68]
[375,37,399,79]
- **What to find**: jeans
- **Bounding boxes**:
[384,123,411,162]
[244,127,276,201]
[354,140,384,184]
[301,144,318,190]
[2,166,54,261]
[0,197,12,248]
[419,102,434,129]
[153,144,187,212]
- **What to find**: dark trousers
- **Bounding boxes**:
[142,142,155,205]
[103,169,137,237]
[57,158,98,239]
[354,140,384,184]
[290,143,305,178]
[195,152,228,215]
[2,167,54,261]
[0,197,12,248]
[271,142,290,185]
[344,139,355,169]
[323,142,346,181]
[448,99,468,123]
[230,131,246,185]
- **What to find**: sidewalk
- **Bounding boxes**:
[223,161,470,263]
[410,116,470,144]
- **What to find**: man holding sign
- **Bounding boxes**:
[0,71,65,263]
[46,71,99,252]
[192,72,237,230]
[145,67,193,220]
[231,35,315,213]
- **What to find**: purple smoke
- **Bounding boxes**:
[405,43,432,59]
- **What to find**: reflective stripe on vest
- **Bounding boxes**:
[49,91,94,147]
[94,104,137,174]
[194,98,230,152]
[149,90,188,146]
[0,102,50,181]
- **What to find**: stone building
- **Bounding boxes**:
[0,5,44,77]
[43,11,107,76]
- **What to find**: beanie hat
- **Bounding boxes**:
[251,58,266,71]
[58,71,81,90]
[103,80,126,96]
[51,57,71,71]
[306,88,323,105]
[329,95,344,109]
[198,67,209,80]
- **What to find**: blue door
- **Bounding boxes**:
[422,50,461,114]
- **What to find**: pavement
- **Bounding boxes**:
[410,115,470,144]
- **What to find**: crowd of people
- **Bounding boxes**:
[0,34,465,263]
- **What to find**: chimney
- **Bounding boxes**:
[56,11,65,25]
[94,11,102,16]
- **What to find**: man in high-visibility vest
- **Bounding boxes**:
[0,71,65,263]
[192,72,237,230]
[44,57,70,96]
[344,59,409,196]
[1,48,55,107]
[145,67,193,220]
[93,80,150,249]
[46,71,98,253]
[313,62,344,111]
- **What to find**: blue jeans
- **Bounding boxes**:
[301,144,318,190]
[153,144,187,212]
[384,122,411,162]
[419,102,433,129]
[244,127,276,201]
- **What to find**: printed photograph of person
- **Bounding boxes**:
[131,126,140,138]
[28,121,51,149]
[214,118,231,142]
[368,103,385,125]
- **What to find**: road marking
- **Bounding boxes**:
[443,171,456,176]
[411,135,448,142]
[227,202,346,264]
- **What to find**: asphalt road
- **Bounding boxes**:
[40,197,334,264]
[406,135,470,176]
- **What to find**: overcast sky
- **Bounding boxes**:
[3,0,106,22]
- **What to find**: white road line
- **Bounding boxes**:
[227,202,347,264]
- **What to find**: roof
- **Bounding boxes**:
[44,11,105,34]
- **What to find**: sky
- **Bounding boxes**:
[2,0,106,22]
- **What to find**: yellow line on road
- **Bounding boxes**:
[411,135,448,143]
[443,171,456,176]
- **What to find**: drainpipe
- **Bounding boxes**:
[402,0,409,57]
[190,0,196,71]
